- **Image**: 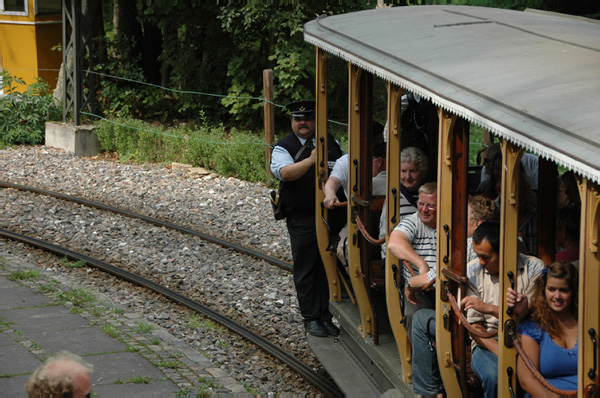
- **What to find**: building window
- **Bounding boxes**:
[1,0,28,15]
[35,0,60,15]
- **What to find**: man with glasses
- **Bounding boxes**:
[270,100,344,338]
[387,182,437,337]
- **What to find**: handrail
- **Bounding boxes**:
[441,267,468,285]
[355,214,385,245]
[447,291,498,339]
[402,260,417,277]
[512,332,577,397]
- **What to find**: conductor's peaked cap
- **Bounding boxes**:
[286,100,315,118]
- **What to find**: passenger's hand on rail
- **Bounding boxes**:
[323,194,340,209]
[405,287,419,305]
[461,296,493,315]
[506,287,529,320]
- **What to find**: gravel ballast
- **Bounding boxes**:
[0,146,332,395]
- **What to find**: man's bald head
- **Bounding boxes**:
[26,352,93,398]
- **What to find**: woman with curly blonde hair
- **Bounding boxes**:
[516,261,578,396]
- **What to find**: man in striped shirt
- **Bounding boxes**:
[387,182,437,337]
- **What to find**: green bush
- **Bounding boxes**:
[95,117,268,183]
[0,71,61,145]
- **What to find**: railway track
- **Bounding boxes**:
[0,229,341,397]
[0,182,292,272]
[1,182,341,396]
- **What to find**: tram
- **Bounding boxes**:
[306,6,600,397]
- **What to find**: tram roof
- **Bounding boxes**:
[304,6,600,184]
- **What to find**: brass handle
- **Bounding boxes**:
[319,137,325,167]
[507,271,515,316]
[443,224,450,264]
[590,329,597,380]
[352,159,358,193]
[391,188,398,224]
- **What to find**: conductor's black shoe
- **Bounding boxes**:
[322,320,340,336]
[304,320,327,337]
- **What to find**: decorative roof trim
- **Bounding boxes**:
[305,30,599,185]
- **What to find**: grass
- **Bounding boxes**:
[132,321,155,334]
[0,320,15,328]
[96,118,268,184]
[8,269,41,281]
[199,319,225,332]
[60,257,87,268]
[29,342,43,351]
[127,375,153,384]
[185,314,203,329]
[243,382,260,394]
[217,340,230,349]
[57,287,96,306]
[38,281,60,294]
[198,377,223,390]
[101,324,120,338]
[0,372,31,379]
[156,360,181,369]
[89,306,105,317]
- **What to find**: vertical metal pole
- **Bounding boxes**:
[62,0,91,126]
[73,0,81,126]
[61,0,68,122]
[263,69,274,186]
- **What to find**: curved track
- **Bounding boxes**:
[0,182,292,271]
[0,229,342,397]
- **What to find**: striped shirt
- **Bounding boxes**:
[379,191,418,258]
[393,212,437,282]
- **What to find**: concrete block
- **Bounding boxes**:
[45,122,101,157]
[171,162,192,171]
[188,167,210,177]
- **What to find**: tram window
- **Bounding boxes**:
[35,0,60,15]
[1,0,27,13]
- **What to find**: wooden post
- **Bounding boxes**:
[263,69,275,185]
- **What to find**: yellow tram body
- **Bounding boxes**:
[308,6,600,397]
[0,0,61,90]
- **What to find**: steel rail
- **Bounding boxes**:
[0,181,292,271]
[0,229,342,397]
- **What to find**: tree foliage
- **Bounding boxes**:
[92,1,598,130]
[93,1,372,129]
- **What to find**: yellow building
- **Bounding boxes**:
[0,0,62,92]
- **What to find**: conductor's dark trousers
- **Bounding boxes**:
[286,215,332,323]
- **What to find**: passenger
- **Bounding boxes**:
[323,123,386,266]
[466,195,499,262]
[514,261,579,396]
[488,154,538,256]
[477,143,539,195]
[555,205,580,265]
[387,182,437,337]
[462,221,544,398]
[410,194,497,398]
[270,100,344,338]
[557,171,580,209]
[323,122,385,208]
[379,147,428,259]
[25,351,93,398]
